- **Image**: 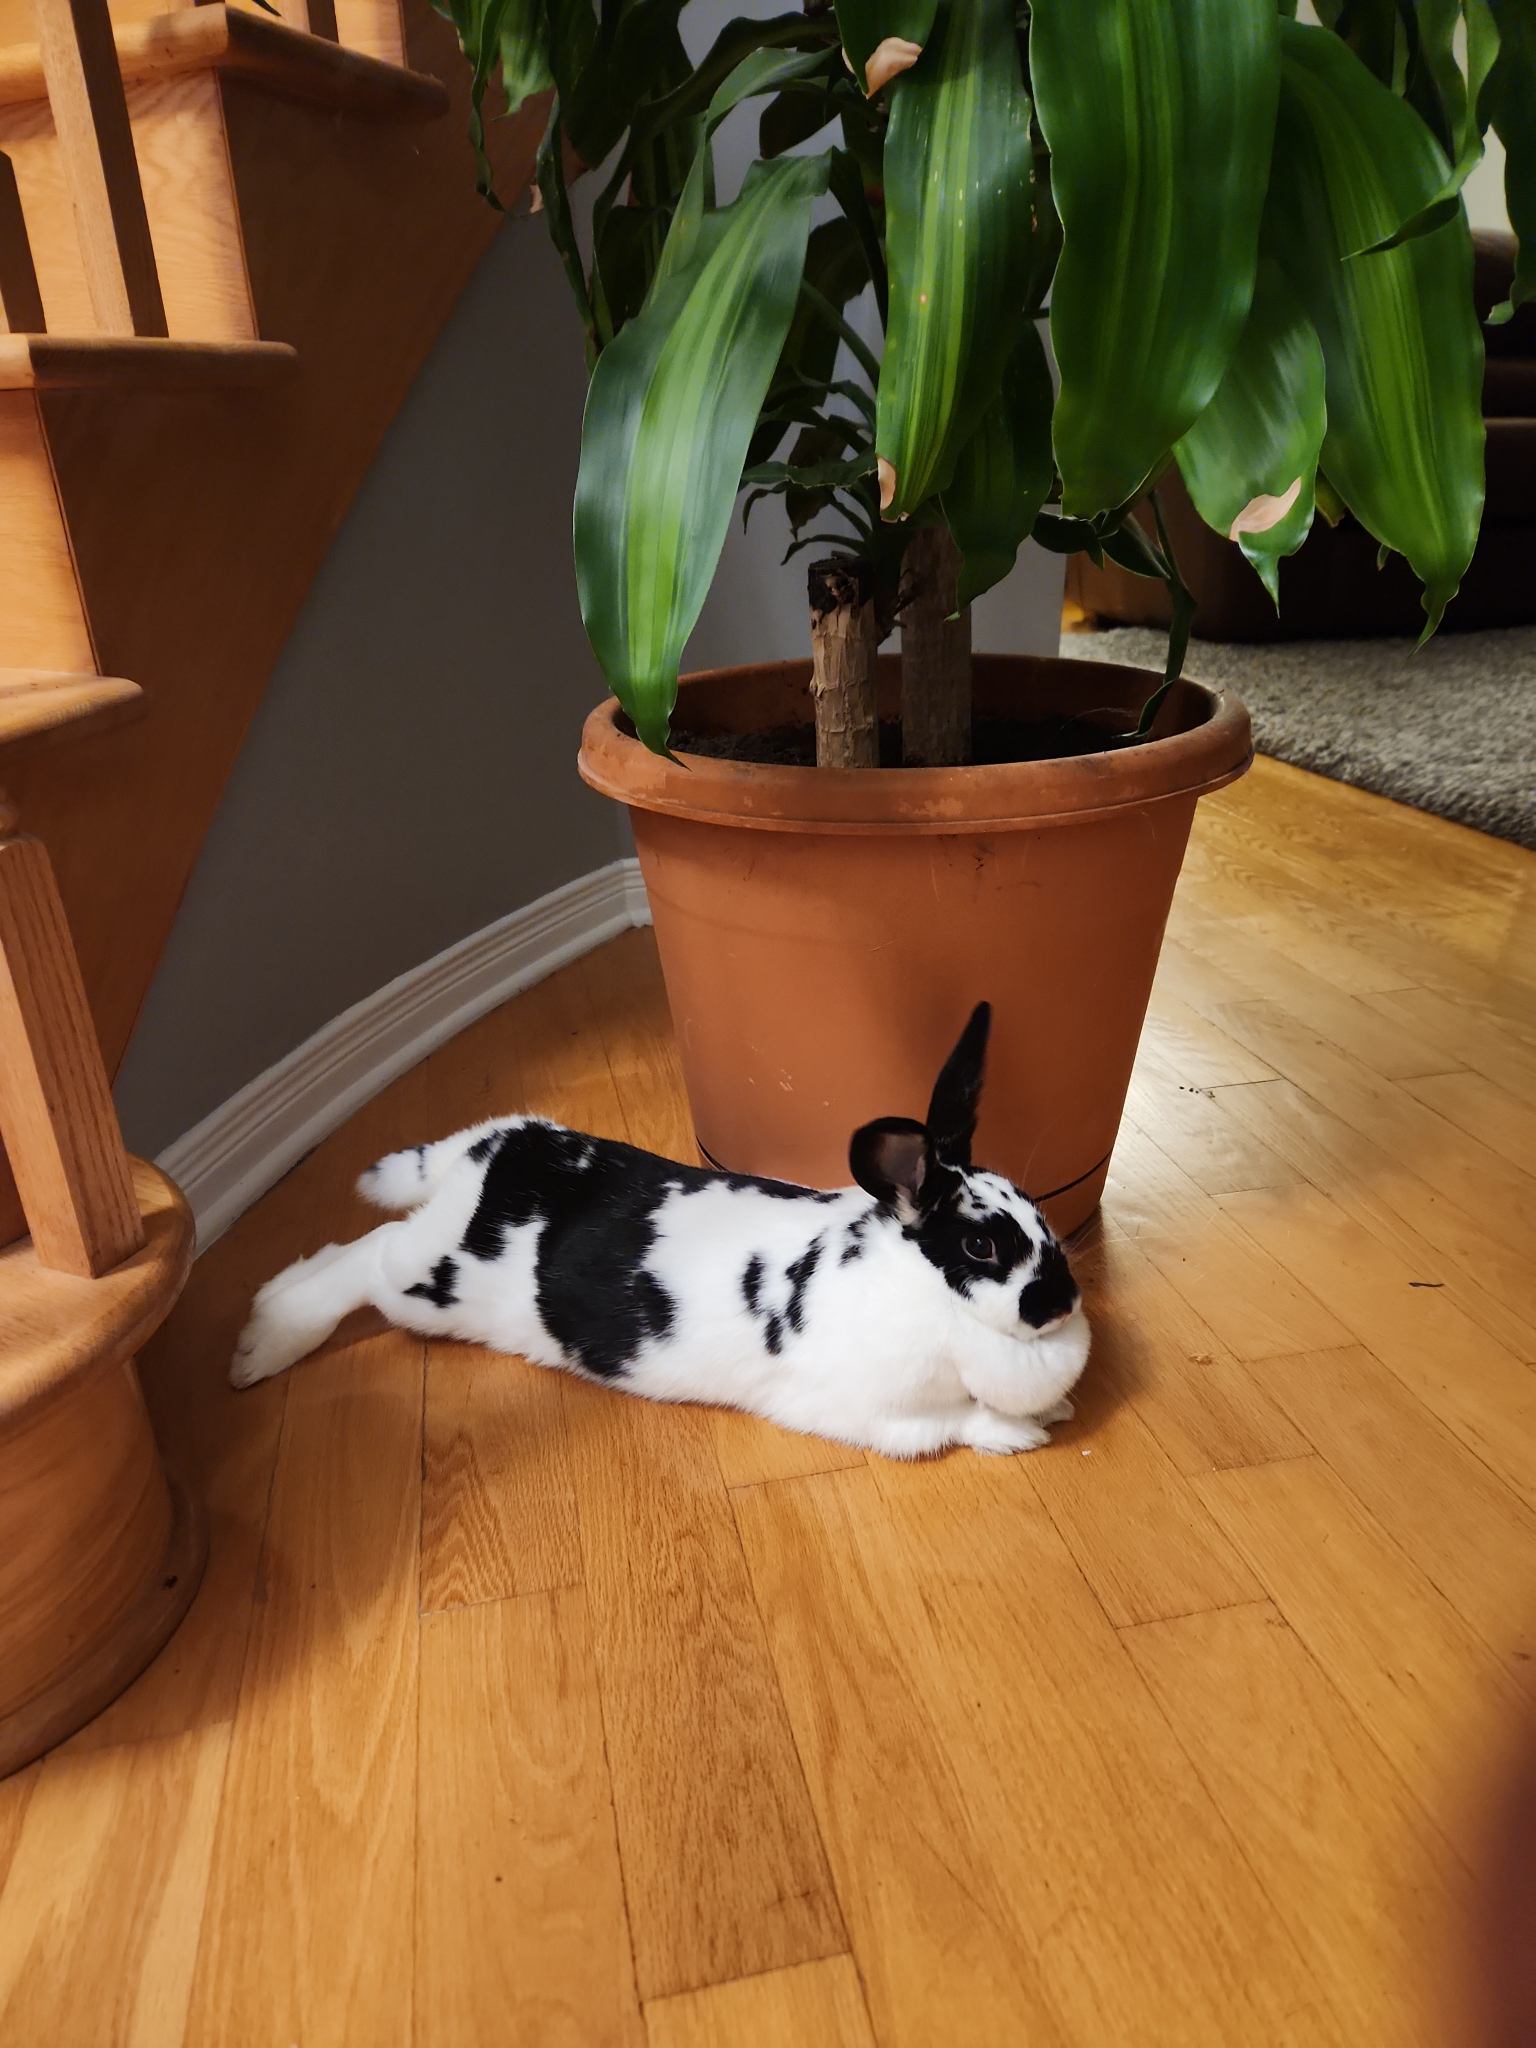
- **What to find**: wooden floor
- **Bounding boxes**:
[3,756,1535,2046]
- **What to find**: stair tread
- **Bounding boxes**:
[0,670,143,750]
[0,5,449,119]
[0,1161,192,1418]
[0,334,296,389]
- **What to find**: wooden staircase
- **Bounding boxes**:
[0,0,537,1769]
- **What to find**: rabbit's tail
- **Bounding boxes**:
[357,1123,504,1212]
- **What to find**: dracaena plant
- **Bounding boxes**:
[445,0,1534,759]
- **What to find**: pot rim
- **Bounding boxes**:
[578,652,1253,836]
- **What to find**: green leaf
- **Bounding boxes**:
[1487,0,1536,323]
[760,78,841,158]
[498,0,553,115]
[1354,0,1501,253]
[1314,471,1347,525]
[875,0,1034,521]
[1175,259,1326,606]
[1031,0,1280,518]
[654,46,831,293]
[573,154,829,752]
[833,0,939,95]
[1266,20,1485,633]
[942,324,1054,609]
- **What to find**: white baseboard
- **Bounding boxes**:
[159,857,652,1251]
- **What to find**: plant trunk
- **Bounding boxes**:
[900,524,972,766]
[808,556,879,768]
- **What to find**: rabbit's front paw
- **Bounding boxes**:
[962,1409,1050,1456]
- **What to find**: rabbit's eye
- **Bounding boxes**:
[962,1232,995,1263]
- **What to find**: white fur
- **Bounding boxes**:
[231,1114,1090,1460]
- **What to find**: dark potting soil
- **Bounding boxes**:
[669,713,1145,769]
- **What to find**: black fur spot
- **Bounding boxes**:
[784,1236,823,1333]
[908,1179,1032,1298]
[764,1313,784,1356]
[1019,1241,1079,1329]
[414,1143,428,1179]
[405,1255,459,1308]
[463,1121,591,1261]
[840,1213,873,1263]
[467,1131,502,1164]
[742,1254,764,1313]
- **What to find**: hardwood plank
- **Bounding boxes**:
[1405,1068,1536,1175]
[1194,1457,1530,1865]
[1215,1076,1536,1363]
[737,1463,1332,2047]
[1073,1225,1311,1477]
[1361,984,1536,1103]
[1138,992,1278,1087]
[416,1588,643,2048]
[420,1346,581,1612]
[1125,1066,1298,1195]
[561,1379,844,2002]
[1210,999,1536,1262]
[711,1406,867,1491]
[645,1957,874,2048]
[1018,1377,1264,1627]
[184,1331,422,2047]
[731,1468,1073,2048]
[1220,1184,1536,1512]
[1129,1205,1352,1364]
[1157,930,1456,1082]
[0,1729,227,2047]
[1255,1345,1536,1686]
[1125,1602,1467,2048]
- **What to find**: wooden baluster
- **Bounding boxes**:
[304,0,341,41]
[0,788,144,1277]
[30,0,167,336]
[0,152,45,334]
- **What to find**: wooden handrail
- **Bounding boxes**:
[30,0,166,335]
[0,150,43,332]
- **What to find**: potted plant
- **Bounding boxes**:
[446,0,1529,1231]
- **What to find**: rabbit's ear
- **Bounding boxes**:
[925,1002,991,1168]
[850,1116,932,1216]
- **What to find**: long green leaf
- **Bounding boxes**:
[942,324,1054,609]
[654,46,830,292]
[1487,0,1536,322]
[1266,20,1484,632]
[573,155,828,752]
[1175,259,1326,605]
[497,0,553,115]
[1355,0,1501,253]
[874,0,1032,522]
[833,0,938,94]
[1031,0,1280,518]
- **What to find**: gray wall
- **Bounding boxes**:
[115,223,628,1156]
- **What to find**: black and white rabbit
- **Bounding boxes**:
[230,1002,1090,1457]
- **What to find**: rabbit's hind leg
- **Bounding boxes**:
[230,1226,402,1389]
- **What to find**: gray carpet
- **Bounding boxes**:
[1059,624,1536,850]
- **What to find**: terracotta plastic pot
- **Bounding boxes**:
[579,653,1251,1236]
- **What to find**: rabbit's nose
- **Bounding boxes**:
[1019,1242,1077,1328]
